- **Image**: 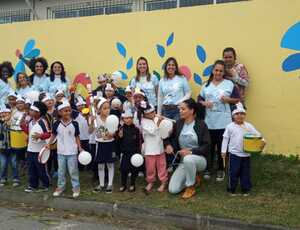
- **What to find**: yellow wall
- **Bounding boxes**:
[0,0,299,155]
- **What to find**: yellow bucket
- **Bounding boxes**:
[10,130,27,149]
[243,134,264,154]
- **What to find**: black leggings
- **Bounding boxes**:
[208,129,225,172]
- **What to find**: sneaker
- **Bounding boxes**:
[138,172,144,177]
[105,185,113,194]
[53,188,64,197]
[157,183,167,193]
[0,179,7,187]
[144,183,154,192]
[203,171,211,180]
[93,185,105,193]
[119,186,127,192]
[229,192,238,197]
[25,186,36,193]
[128,185,135,192]
[182,186,196,199]
[216,171,225,182]
[12,182,20,187]
[242,192,250,197]
[73,190,80,198]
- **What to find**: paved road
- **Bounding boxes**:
[0,201,180,230]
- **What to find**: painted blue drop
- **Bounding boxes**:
[25,49,40,59]
[281,21,300,51]
[23,39,35,56]
[166,32,174,46]
[126,57,133,70]
[282,53,300,72]
[203,64,214,77]
[193,73,202,85]
[116,42,127,58]
[156,44,165,58]
[196,45,206,63]
[119,70,128,80]
[14,61,25,79]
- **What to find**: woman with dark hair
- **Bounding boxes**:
[0,62,14,106]
[223,47,249,102]
[15,72,33,97]
[157,57,191,121]
[198,60,234,182]
[27,57,50,93]
[48,61,69,98]
[130,57,159,108]
[165,98,210,199]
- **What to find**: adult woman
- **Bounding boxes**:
[48,61,69,98]
[0,62,14,106]
[223,47,249,102]
[157,57,191,121]
[130,57,159,108]
[28,57,50,93]
[198,60,234,181]
[165,98,210,199]
[15,72,33,97]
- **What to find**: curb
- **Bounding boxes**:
[0,189,293,230]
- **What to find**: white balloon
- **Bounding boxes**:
[130,154,144,167]
[78,151,92,166]
[106,115,119,133]
[158,119,173,139]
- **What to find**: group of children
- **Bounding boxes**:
[0,71,263,198]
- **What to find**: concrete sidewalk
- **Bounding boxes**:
[0,189,292,230]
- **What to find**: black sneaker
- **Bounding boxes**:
[37,187,49,192]
[119,186,127,192]
[93,185,105,193]
[25,186,36,193]
[128,185,136,192]
[105,185,113,194]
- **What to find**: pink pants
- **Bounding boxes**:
[145,153,168,184]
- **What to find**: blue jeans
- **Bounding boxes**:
[0,149,19,182]
[162,107,180,121]
[57,154,80,191]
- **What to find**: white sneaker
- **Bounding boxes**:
[216,171,225,182]
[53,188,64,197]
[73,190,80,198]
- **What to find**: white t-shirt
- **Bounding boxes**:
[221,122,260,157]
[141,117,164,155]
[94,115,118,143]
[53,120,80,155]
[74,113,89,141]
[27,119,48,153]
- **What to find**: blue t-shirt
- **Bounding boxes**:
[159,75,191,105]
[179,121,198,149]
[48,76,69,98]
[200,79,234,130]
[16,86,33,98]
[0,79,12,106]
[32,74,50,93]
[130,74,159,106]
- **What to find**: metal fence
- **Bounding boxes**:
[0,9,31,24]
[47,0,134,19]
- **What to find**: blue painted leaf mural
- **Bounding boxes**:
[282,53,300,72]
[166,33,174,46]
[26,49,40,59]
[23,39,35,56]
[116,42,127,58]
[193,73,202,85]
[281,21,300,51]
[203,64,214,77]
[156,44,165,58]
[153,70,161,80]
[119,70,128,80]
[126,57,133,70]
[196,45,206,63]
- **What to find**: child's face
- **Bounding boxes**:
[44,99,54,109]
[123,117,133,125]
[144,111,155,120]
[16,101,25,111]
[105,90,115,98]
[29,109,40,119]
[125,92,132,100]
[233,112,246,124]
[8,96,17,107]
[0,112,10,121]
[59,106,72,120]
[100,102,110,117]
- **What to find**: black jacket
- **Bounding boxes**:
[118,124,141,154]
[164,118,211,161]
